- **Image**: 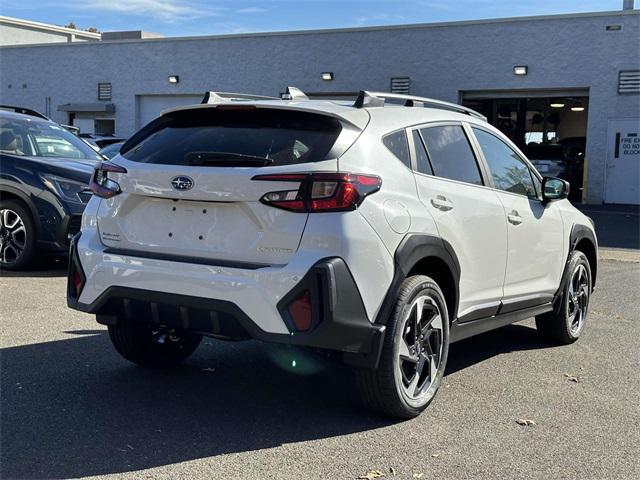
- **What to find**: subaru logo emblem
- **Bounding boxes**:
[171,176,194,191]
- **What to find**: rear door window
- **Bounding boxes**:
[382,130,411,168]
[412,130,433,175]
[121,108,342,167]
[420,125,483,185]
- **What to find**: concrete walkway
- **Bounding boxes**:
[577,204,639,262]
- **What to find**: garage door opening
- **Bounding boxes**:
[462,90,589,203]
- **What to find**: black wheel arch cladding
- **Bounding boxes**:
[375,233,461,326]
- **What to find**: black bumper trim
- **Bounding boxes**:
[103,247,269,270]
[67,256,386,368]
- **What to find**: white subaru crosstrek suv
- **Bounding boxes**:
[68,88,597,418]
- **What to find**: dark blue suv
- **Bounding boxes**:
[0,108,102,269]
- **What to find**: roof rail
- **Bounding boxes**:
[201,91,279,104]
[0,104,49,120]
[352,91,487,121]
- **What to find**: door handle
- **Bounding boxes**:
[431,195,454,211]
[507,210,523,225]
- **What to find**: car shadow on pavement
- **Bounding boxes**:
[0,256,67,278]
[446,323,547,375]
[1,323,547,479]
[1,335,392,479]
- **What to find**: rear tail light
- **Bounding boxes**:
[253,172,382,212]
[89,162,127,199]
[287,290,312,331]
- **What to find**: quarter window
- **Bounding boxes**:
[420,125,483,185]
[472,128,538,198]
[382,130,411,168]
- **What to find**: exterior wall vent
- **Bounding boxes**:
[98,82,112,101]
[390,77,411,94]
[618,70,640,94]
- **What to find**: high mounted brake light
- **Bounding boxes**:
[89,162,127,199]
[252,172,382,212]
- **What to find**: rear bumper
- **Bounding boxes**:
[67,234,386,368]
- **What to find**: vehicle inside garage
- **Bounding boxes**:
[462,92,589,202]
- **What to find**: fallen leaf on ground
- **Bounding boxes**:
[413,474,424,479]
[389,467,396,476]
[564,373,579,383]
[431,453,440,458]
[358,470,385,479]
[516,418,536,426]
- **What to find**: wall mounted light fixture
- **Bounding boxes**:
[513,66,528,76]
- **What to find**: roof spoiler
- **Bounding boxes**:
[0,104,49,120]
[200,91,279,104]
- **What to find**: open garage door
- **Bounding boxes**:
[135,94,203,130]
[462,89,589,203]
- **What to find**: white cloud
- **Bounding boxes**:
[237,7,267,14]
[78,0,225,22]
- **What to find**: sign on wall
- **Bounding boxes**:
[605,118,640,205]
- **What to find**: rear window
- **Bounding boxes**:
[121,108,342,167]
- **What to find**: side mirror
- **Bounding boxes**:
[542,176,570,202]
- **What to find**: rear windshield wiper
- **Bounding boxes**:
[186,151,274,167]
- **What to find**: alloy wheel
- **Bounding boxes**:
[0,209,27,265]
[568,264,589,335]
[397,294,444,400]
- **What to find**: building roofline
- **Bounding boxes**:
[0,15,101,39]
[1,9,637,50]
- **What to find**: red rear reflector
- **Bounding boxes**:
[288,290,312,331]
[253,172,381,212]
[73,270,84,298]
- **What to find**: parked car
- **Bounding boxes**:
[67,88,597,418]
[99,141,125,160]
[0,109,102,269]
[0,104,79,136]
[80,133,126,150]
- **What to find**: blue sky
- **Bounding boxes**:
[0,0,626,37]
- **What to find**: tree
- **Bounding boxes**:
[64,22,76,29]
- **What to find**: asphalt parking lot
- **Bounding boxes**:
[1,255,639,480]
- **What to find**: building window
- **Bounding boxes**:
[390,77,410,94]
[95,119,115,135]
[98,83,112,101]
[618,71,640,94]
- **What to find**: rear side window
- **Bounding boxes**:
[121,108,342,166]
[382,130,411,168]
[420,125,483,185]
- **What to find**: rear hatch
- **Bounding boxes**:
[96,105,356,266]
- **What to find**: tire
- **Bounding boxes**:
[536,250,591,345]
[108,320,202,368]
[0,199,36,270]
[357,275,450,419]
